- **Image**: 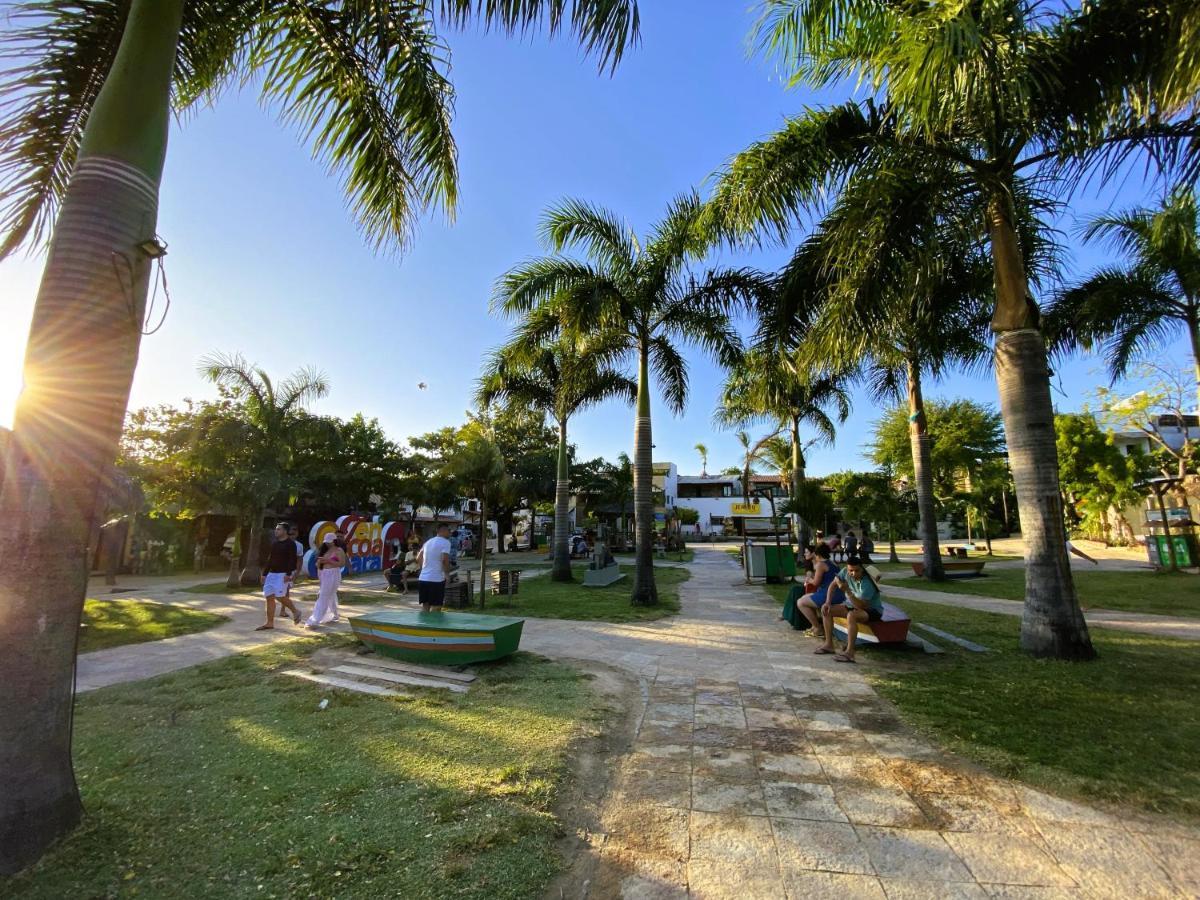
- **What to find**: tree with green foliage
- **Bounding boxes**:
[494,194,751,606]
[1056,413,1148,546]
[872,399,1006,500]
[694,443,710,476]
[0,1,640,870]
[1049,187,1200,409]
[478,333,635,581]
[712,0,1200,657]
[290,414,405,514]
[825,469,915,564]
[717,347,850,543]
[197,354,330,584]
[442,424,507,605]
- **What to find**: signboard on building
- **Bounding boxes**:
[731,501,762,516]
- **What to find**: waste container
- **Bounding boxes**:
[1154,533,1198,567]
[746,544,796,581]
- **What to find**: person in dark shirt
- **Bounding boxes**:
[258,523,302,630]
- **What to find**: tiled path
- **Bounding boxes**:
[78,549,1198,897]
[519,547,1199,899]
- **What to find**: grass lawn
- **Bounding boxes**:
[5,637,599,900]
[80,599,226,654]
[892,567,1200,618]
[867,598,1200,821]
[473,564,688,622]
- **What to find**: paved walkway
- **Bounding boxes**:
[77,548,1198,897]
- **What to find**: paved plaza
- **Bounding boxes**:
[77,548,1199,897]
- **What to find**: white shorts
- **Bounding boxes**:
[263,572,289,598]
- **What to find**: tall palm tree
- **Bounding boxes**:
[478,332,635,582]
[1048,186,1200,408]
[717,347,850,543]
[0,1,639,871]
[710,0,1198,658]
[733,429,781,505]
[199,353,330,585]
[494,194,751,605]
[442,424,506,606]
[772,165,998,580]
[694,442,710,476]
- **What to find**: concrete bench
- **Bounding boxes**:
[832,601,912,646]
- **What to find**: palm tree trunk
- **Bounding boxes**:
[631,344,658,606]
[478,496,488,608]
[0,0,185,874]
[907,360,945,580]
[989,194,1095,660]
[790,416,808,544]
[1186,308,1200,413]
[551,418,573,582]
[240,509,265,586]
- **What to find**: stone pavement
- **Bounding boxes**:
[518,547,1198,899]
[77,548,1198,896]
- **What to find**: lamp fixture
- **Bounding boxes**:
[138,236,168,259]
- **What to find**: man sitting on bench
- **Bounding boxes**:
[814,555,883,664]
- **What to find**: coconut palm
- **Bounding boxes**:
[442,425,506,605]
[0,1,640,871]
[198,353,330,584]
[694,442,710,476]
[478,332,636,583]
[716,347,850,543]
[494,194,752,605]
[709,0,1198,658]
[768,164,998,580]
[733,429,782,505]
[1048,186,1200,408]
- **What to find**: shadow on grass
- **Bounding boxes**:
[473,565,688,622]
[80,599,227,654]
[4,637,596,900]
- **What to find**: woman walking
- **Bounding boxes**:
[306,534,347,627]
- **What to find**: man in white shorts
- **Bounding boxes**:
[258,523,301,630]
[415,523,452,612]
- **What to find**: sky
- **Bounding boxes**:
[0,1,1190,479]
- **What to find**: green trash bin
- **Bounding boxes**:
[761,545,797,581]
[1156,533,1197,567]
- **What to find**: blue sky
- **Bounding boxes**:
[0,1,1189,478]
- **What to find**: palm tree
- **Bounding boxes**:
[198,354,331,585]
[1048,186,1200,409]
[0,1,640,871]
[478,332,635,582]
[442,425,506,606]
[694,442,710,476]
[772,166,997,580]
[708,0,1197,658]
[494,194,751,605]
[733,429,781,505]
[717,347,850,543]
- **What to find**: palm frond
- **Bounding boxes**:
[540,197,638,276]
[648,335,687,415]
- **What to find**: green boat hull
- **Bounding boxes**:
[349,610,525,666]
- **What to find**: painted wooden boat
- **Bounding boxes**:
[832,601,912,646]
[350,610,524,666]
[911,560,986,578]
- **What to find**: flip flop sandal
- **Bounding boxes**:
[813,647,835,655]
[254,624,274,631]
[834,655,857,664]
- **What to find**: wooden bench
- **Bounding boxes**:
[911,560,986,578]
[832,601,911,646]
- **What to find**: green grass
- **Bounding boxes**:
[473,564,688,622]
[892,567,1200,618]
[868,598,1200,821]
[5,637,599,900]
[80,600,226,654]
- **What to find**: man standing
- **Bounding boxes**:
[258,523,302,631]
[415,522,452,613]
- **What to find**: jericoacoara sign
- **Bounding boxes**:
[304,514,407,576]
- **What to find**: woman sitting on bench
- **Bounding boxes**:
[795,544,844,640]
[814,555,883,664]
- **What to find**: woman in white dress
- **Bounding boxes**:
[306,534,347,627]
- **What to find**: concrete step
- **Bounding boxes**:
[282,669,403,696]
[331,664,469,693]
[351,655,476,683]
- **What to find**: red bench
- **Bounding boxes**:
[831,601,911,646]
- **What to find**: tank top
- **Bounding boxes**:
[811,564,838,603]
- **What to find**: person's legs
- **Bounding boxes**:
[817,603,847,652]
[839,609,867,659]
[798,597,823,636]
[258,595,277,630]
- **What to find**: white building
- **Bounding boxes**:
[1111,414,1200,457]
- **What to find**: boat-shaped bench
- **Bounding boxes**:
[832,601,911,646]
[911,560,986,578]
[350,610,524,666]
